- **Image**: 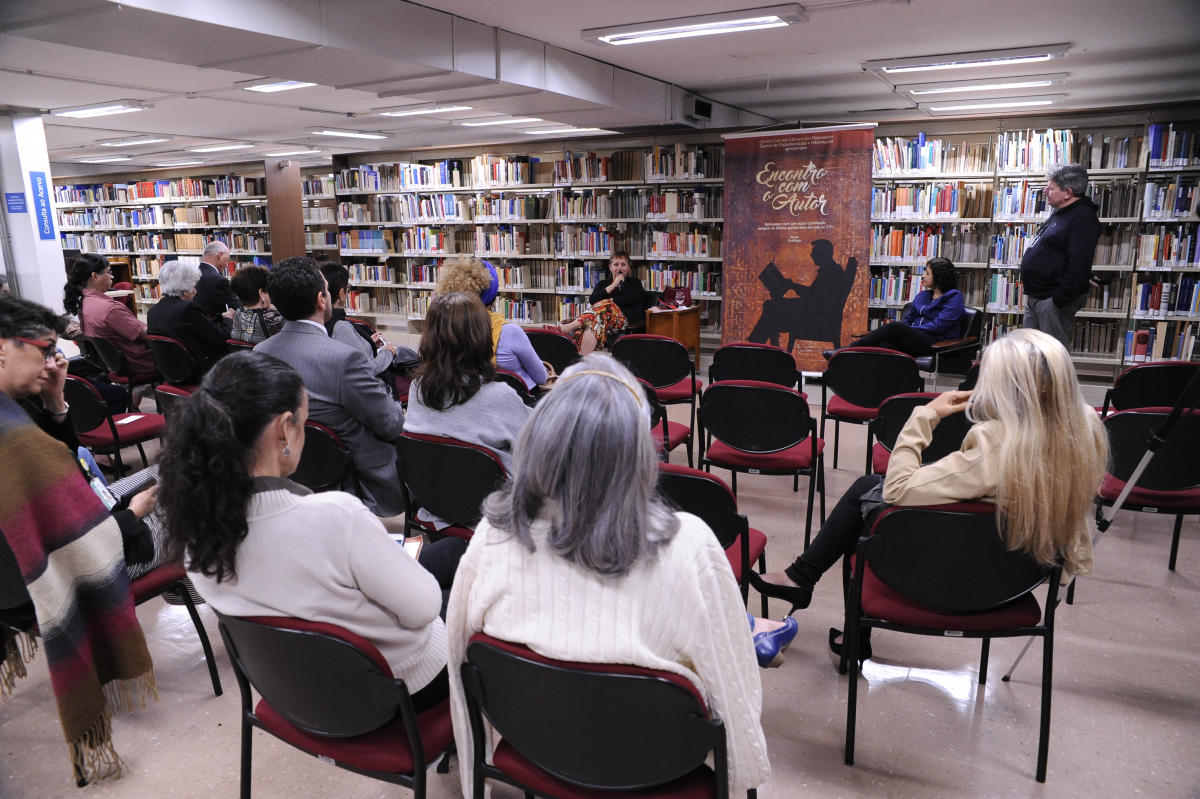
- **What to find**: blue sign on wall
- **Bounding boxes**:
[28,171,56,240]
[4,193,27,214]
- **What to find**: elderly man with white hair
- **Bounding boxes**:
[146,260,231,377]
[195,240,242,319]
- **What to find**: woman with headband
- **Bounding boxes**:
[446,354,789,798]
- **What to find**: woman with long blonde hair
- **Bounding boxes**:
[751,328,1108,661]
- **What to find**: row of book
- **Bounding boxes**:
[870,223,991,263]
[868,267,983,307]
[302,176,335,197]
[1124,322,1198,362]
[303,206,337,224]
[1146,123,1200,169]
[992,180,1049,218]
[1082,275,1131,312]
[347,263,395,284]
[985,273,1025,311]
[1137,224,1199,267]
[1087,179,1140,218]
[1075,133,1142,171]
[208,231,269,253]
[872,135,992,175]
[643,144,724,181]
[638,227,721,259]
[305,231,338,248]
[1071,319,1123,355]
[995,128,1074,174]
[1142,178,1199,219]
[474,227,553,257]
[871,181,993,219]
[54,177,265,205]
[1131,275,1200,317]
[642,263,722,295]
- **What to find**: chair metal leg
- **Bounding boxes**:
[1036,631,1053,783]
[979,637,990,685]
[135,442,149,469]
[844,622,860,766]
[1169,514,1183,571]
[863,429,873,476]
[730,471,737,495]
[178,585,223,696]
[818,455,827,527]
[804,471,816,548]
[240,715,253,799]
[1065,578,1076,605]
[832,419,841,469]
[758,551,769,618]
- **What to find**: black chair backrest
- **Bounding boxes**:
[1104,409,1200,491]
[958,361,980,391]
[959,306,983,340]
[701,380,812,454]
[85,336,129,375]
[154,385,192,424]
[1106,361,1200,414]
[862,504,1052,613]
[525,328,581,374]
[75,337,108,373]
[397,433,507,528]
[462,635,726,794]
[494,369,534,405]
[657,464,745,550]
[612,334,692,390]
[63,375,110,433]
[145,334,199,385]
[637,377,669,433]
[825,347,923,409]
[292,421,354,493]
[346,318,380,356]
[709,342,798,388]
[218,614,404,737]
[870,393,973,463]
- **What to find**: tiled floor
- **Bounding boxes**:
[2,364,1199,797]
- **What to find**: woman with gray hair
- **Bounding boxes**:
[446,353,790,797]
[146,259,232,376]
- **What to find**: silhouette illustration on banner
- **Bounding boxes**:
[748,239,858,352]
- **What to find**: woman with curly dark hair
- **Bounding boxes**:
[841,256,966,357]
[158,350,462,709]
[63,253,157,383]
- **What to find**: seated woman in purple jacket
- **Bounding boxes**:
[845,257,965,357]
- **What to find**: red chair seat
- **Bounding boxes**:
[871,442,891,475]
[76,412,166,447]
[255,696,454,775]
[724,527,767,581]
[1098,475,1200,510]
[705,437,823,470]
[655,377,702,403]
[652,420,691,452]
[129,564,186,599]
[861,563,1043,630]
[827,394,877,420]
[492,739,717,799]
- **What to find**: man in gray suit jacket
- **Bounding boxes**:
[256,257,406,516]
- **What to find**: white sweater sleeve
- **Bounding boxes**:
[344,505,442,629]
[447,530,486,798]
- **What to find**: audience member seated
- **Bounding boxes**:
[0,295,155,783]
[255,257,407,517]
[832,257,965,358]
[193,241,242,319]
[751,328,1108,661]
[559,251,647,354]
[228,265,283,345]
[436,257,550,390]
[403,292,531,527]
[319,261,417,385]
[63,253,158,383]
[147,260,233,376]
[447,354,788,798]
[158,351,464,710]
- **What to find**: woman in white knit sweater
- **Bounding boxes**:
[158,351,463,710]
[446,354,780,796]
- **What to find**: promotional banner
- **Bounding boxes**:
[722,124,875,372]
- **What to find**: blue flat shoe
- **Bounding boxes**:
[753,616,799,668]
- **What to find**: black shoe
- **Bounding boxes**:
[747,571,813,615]
[829,627,873,664]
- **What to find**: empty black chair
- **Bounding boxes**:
[868,392,973,474]
[1100,360,1200,417]
[524,326,581,374]
[461,633,746,799]
[218,614,454,799]
[821,347,923,472]
[63,375,166,477]
[291,420,358,495]
[613,334,702,465]
[842,504,1060,782]
[709,342,800,389]
[397,433,508,541]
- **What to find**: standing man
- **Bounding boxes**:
[1019,163,1100,349]
[194,241,242,319]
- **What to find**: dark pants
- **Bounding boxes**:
[851,323,936,357]
[785,474,884,587]
[409,667,450,712]
[417,536,468,618]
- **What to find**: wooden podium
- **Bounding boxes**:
[644,306,701,369]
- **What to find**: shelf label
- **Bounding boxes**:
[4,192,26,214]
[28,171,56,240]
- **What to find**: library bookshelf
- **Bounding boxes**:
[53,170,273,313]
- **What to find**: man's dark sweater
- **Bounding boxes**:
[1019,197,1101,306]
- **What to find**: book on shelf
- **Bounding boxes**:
[1147,123,1200,169]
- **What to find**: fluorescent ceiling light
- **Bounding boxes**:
[865,45,1069,75]
[378,105,473,117]
[583,4,805,45]
[264,148,324,156]
[461,117,543,127]
[242,80,317,93]
[311,129,388,139]
[78,156,132,163]
[920,94,1066,113]
[898,73,1067,96]
[53,100,149,118]
[153,160,206,167]
[98,135,170,147]
[523,127,612,135]
[189,143,254,152]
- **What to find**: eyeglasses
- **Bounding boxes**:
[14,336,59,361]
